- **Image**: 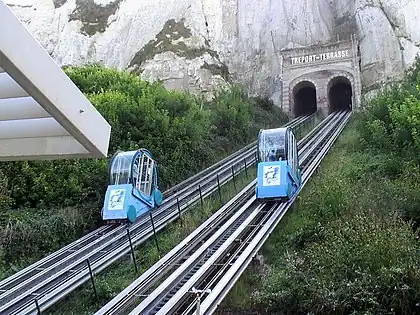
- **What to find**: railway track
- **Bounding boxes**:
[197,111,351,315]
[0,115,314,315]
[94,110,349,315]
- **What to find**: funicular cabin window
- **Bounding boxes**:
[290,132,295,172]
[258,129,286,162]
[135,153,154,197]
[286,131,297,173]
[110,152,134,185]
[287,133,290,166]
[291,133,297,173]
[294,134,298,172]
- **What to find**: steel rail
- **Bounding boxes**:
[95,181,258,315]
[124,112,344,315]
[0,115,312,315]
[94,112,333,315]
[155,199,275,315]
[0,152,255,315]
[171,111,351,315]
[159,113,348,315]
[156,111,350,315]
[131,199,272,315]
[198,110,352,315]
[171,112,350,315]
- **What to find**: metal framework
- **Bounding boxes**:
[136,153,154,196]
[0,1,111,161]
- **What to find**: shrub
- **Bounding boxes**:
[359,56,420,162]
[253,211,420,314]
[0,204,98,270]
[0,66,284,211]
[357,56,420,227]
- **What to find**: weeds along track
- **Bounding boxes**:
[95,110,350,315]
[0,115,313,315]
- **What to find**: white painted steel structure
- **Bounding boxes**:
[0,1,111,161]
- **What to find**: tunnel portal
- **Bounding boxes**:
[328,76,352,112]
[292,81,317,116]
[282,38,361,116]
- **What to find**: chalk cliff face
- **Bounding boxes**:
[5,0,420,104]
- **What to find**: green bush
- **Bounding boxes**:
[205,87,288,152]
[0,159,107,210]
[1,65,286,211]
[0,64,287,271]
[359,57,420,161]
[357,56,420,228]
[253,211,420,315]
[0,204,98,274]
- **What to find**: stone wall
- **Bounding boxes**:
[281,39,361,116]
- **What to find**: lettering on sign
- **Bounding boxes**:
[290,50,351,65]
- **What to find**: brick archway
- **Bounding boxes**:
[327,75,354,112]
[289,77,319,117]
[288,69,356,116]
[290,79,317,116]
[325,72,355,93]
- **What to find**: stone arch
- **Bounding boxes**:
[287,68,356,116]
[326,72,354,112]
[289,77,318,117]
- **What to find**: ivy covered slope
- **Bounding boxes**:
[222,58,420,315]
[0,64,287,279]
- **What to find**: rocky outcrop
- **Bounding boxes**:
[5,0,420,103]
[127,18,229,99]
[355,0,420,91]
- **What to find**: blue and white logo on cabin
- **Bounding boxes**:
[263,165,280,186]
[108,189,126,210]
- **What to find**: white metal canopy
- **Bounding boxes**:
[0,1,111,161]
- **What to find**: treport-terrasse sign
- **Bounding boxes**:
[291,50,351,65]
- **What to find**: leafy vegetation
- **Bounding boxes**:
[222,58,420,314]
[359,57,420,164]
[0,64,287,278]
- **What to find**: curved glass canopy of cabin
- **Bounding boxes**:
[257,128,287,162]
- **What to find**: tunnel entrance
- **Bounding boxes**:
[328,76,352,112]
[292,81,317,116]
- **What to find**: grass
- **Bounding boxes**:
[219,117,420,314]
[0,203,100,281]
[46,165,255,314]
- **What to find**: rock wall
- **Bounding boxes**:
[5,0,420,104]
[355,0,420,91]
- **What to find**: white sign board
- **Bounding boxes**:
[291,50,350,65]
[108,189,126,210]
[262,165,281,186]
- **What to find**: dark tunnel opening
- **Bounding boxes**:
[328,76,353,112]
[292,81,317,116]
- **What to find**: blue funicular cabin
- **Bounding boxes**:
[102,149,163,223]
[255,127,301,201]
